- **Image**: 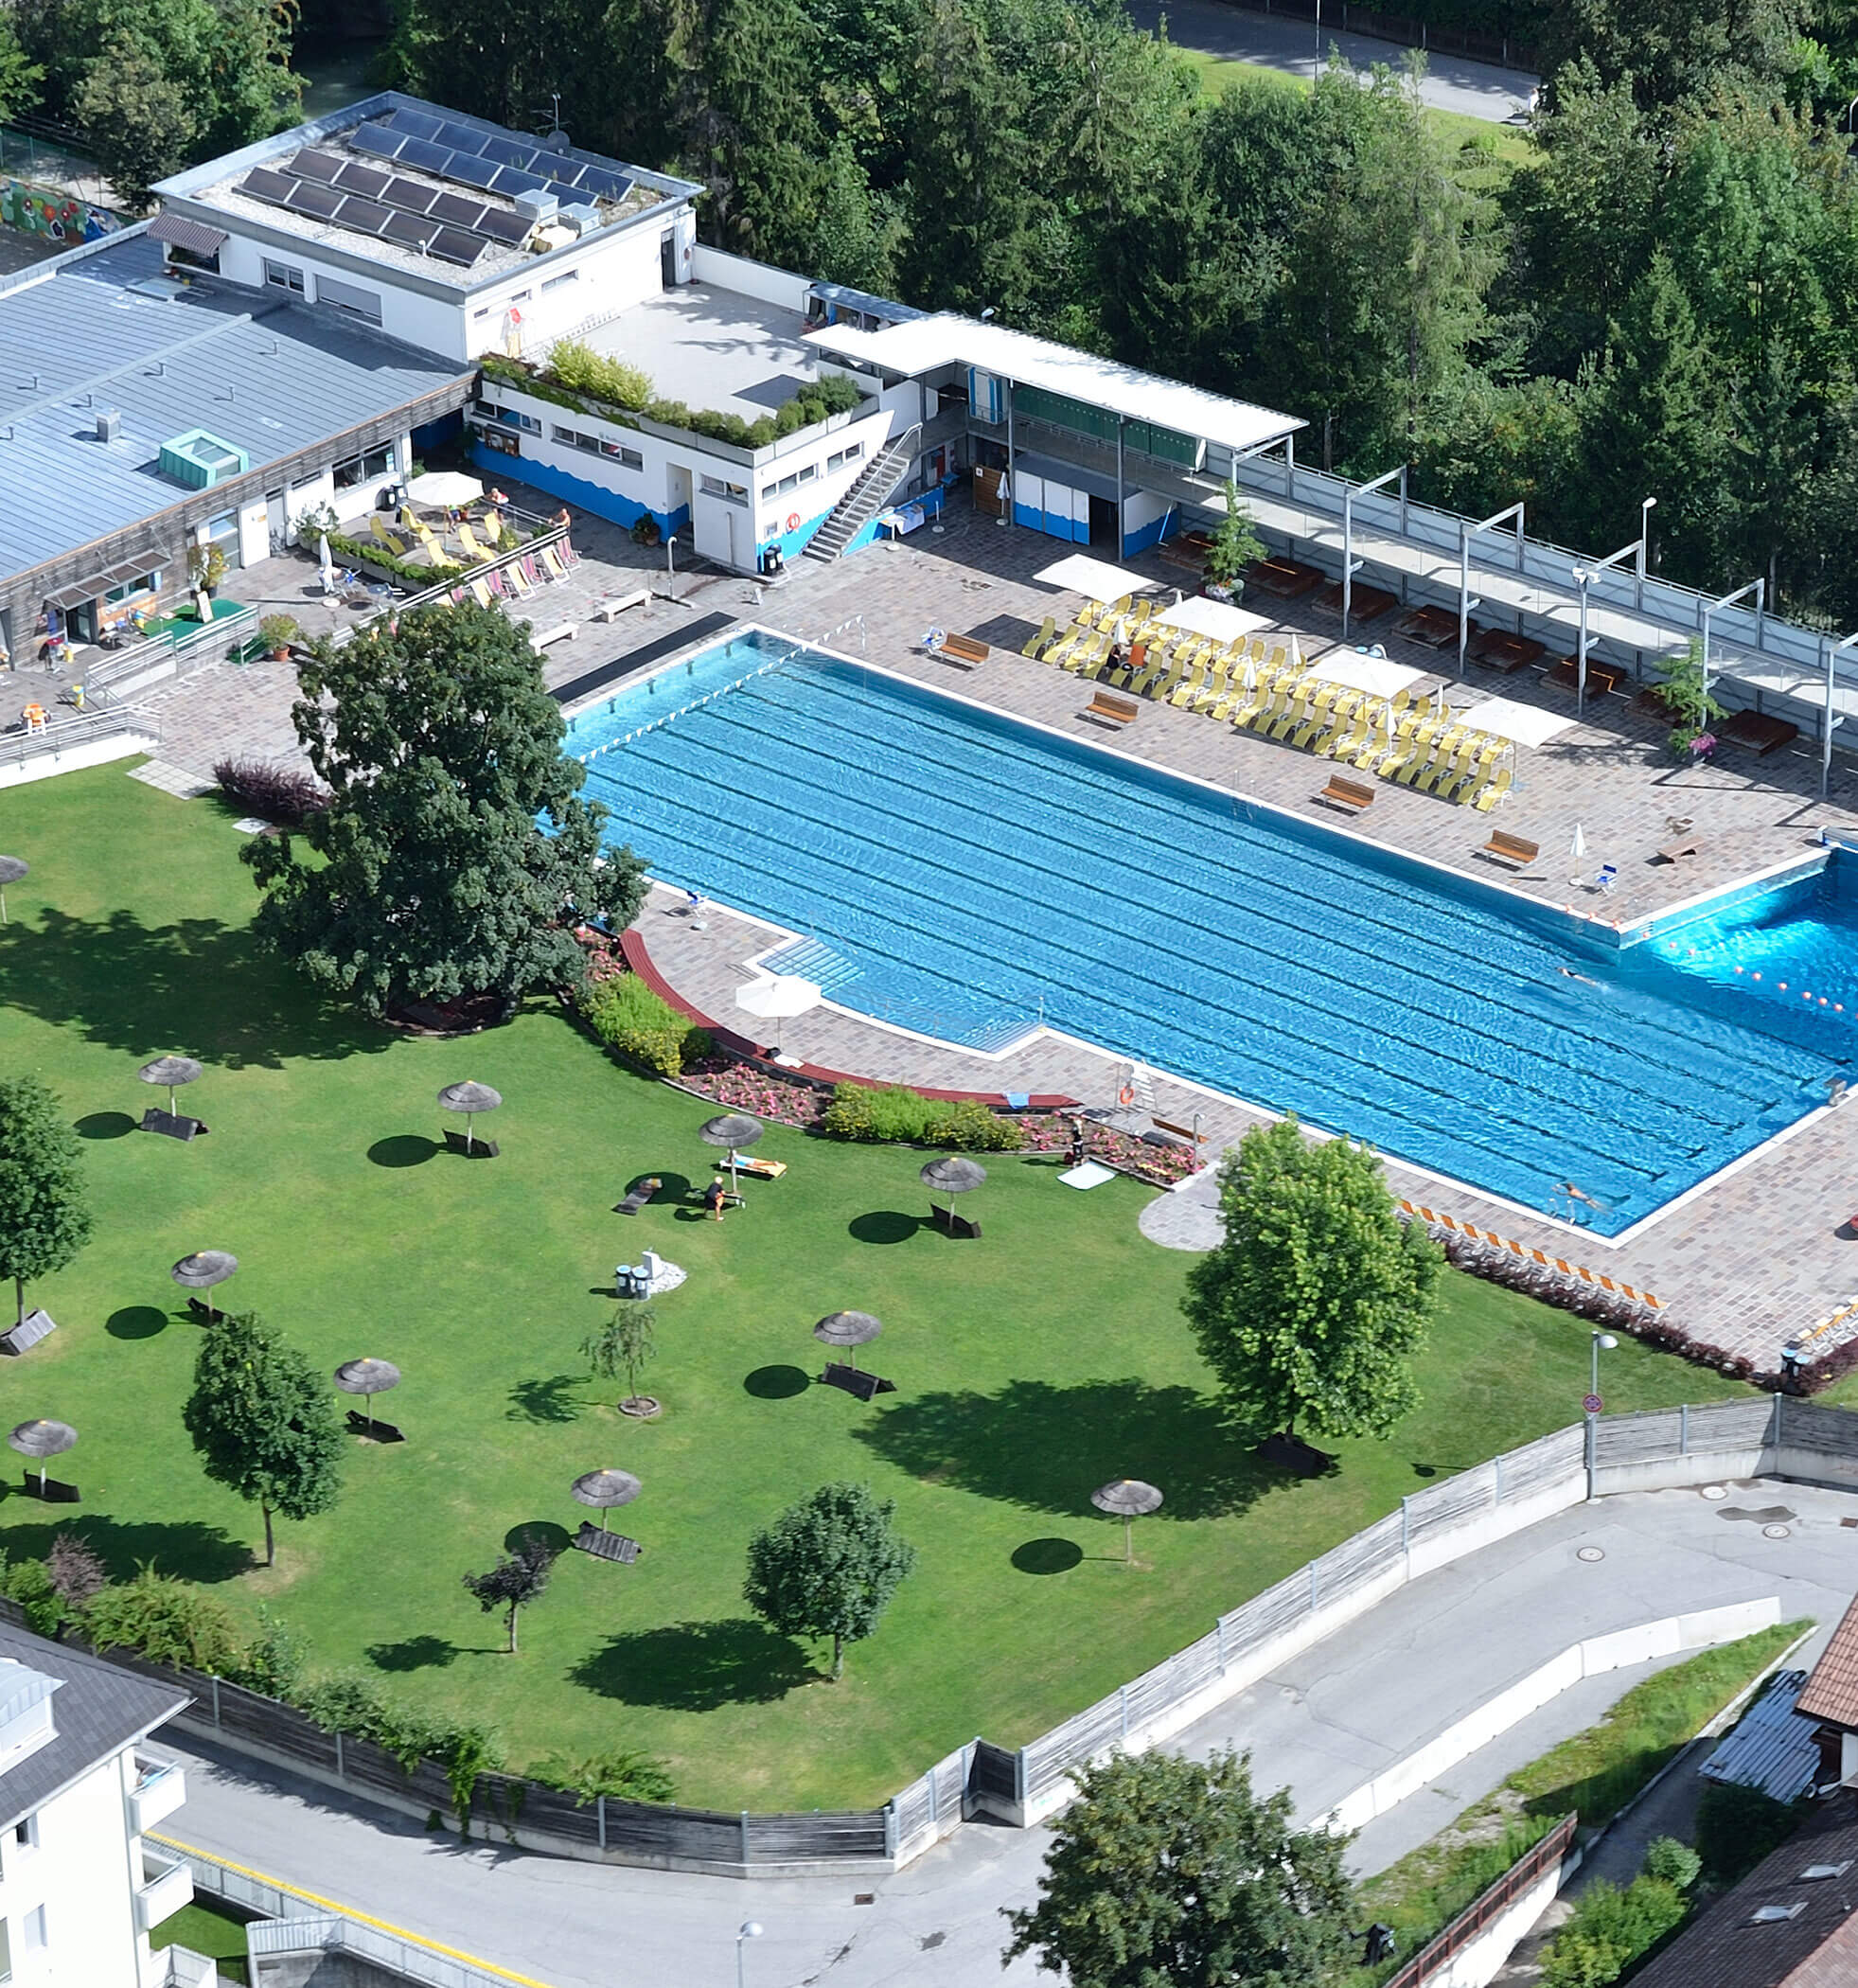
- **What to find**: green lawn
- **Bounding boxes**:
[1181,49,1535,185]
[150,1901,250,1984]
[0,767,1750,1808]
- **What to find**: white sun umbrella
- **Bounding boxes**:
[404,470,484,508]
[1569,824,1586,881]
[734,974,822,1051]
[318,532,335,594]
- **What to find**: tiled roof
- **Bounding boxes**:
[0,1621,188,1833]
[1629,1792,1858,1988]
[1798,1595,1858,1730]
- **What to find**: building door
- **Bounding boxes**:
[266,489,287,555]
[1088,494,1120,549]
[666,462,693,530]
[661,232,677,288]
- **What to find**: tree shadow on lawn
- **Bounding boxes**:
[0,906,387,1068]
[507,1375,587,1423]
[852,1378,1275,1522]
[0,1511,255,1583]
[570,1619,814,1710]
[365,1634,464,1672]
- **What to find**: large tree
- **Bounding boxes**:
[183,1311,345,1567]
[463,1534,556,1652]
[245,602,647,1020]
[1184,1117,1441,1446]
[743,1482,915,1679]
[1002,1748,1357,1988]
[0,1076,93,1331]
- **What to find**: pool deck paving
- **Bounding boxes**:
[120,490,1858,1372]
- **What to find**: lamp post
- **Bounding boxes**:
[1590,1329,1617,1405]
[1635,496,1656,611]
[736,1921,764,1988]
[1571,567,1591,719]
[1584,1329,1617,1500]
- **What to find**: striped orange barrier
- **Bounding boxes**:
[1398,1200,1664,1310]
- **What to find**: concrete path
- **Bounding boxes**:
[1122,0,1536,121]
[151,1479,1856,1988]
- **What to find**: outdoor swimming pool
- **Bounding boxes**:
[568,631,1856,1234]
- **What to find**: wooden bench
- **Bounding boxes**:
[1316,773,1376,816]
[929,1202,982,1239]
[1315,579,1397,624]
[19,1473,79,1503]
[1395,605,1463,649]
[821,1363,896,1402]
[937,632,989,668]
[1547,653,1625,696]
[1480,830,1539,868]
[592,590,650,622]
[1246,557,1322,599]
[1655,837,1703,864]
[1718,709,1800,756]
[1084,689,1140,729]
[529,621,577,652]
[574,1522,642,1564]
[1469,630,1546,673]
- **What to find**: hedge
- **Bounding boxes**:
[578,973,713,1077]
[821,1082,1024,1151]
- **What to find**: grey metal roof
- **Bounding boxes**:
[0,1620,188,1834]
[0,232,470,584]
[1702,1669,1825,1804]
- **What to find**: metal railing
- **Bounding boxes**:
[1,703,157,774]
[245,1916,522,1988]
[1385,1814,1578,1988]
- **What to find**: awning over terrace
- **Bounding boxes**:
[1310,654,1426,701]
[1457,696,1576,748]
[1154,595,1271,644]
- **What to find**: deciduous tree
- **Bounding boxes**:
[462,1534,556,1652]
[581,1301,658,1411]
[183,1311,345,1567]
[0,1075,93,1332]
[743,1482,915,1678]
[1002,1748,1357,1987]
[245,602,647,1020]
[1184,1117,1441,1445]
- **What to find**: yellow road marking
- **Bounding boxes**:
[149,1834,556,1988]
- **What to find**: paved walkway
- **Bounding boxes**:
[149,1478,1854,1988]
[1124,0,1536,121]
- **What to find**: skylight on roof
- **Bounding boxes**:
[1750,1903,1806,1923]
[1802,1862,1852,1880]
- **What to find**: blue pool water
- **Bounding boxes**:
[568,632,1858,1233]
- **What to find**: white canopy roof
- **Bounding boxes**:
[1154,595,1271,644]
[1310,654,1426,701]
[806,314,1303,457]
[1458,695,1576,749]
[1034,552,1141,599]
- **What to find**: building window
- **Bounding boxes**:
[480,402,540,435]
[264,259,305,295]
[21,1906,44,1954]
[552,425,610,456]
[104,569,159,603]
[828,443,864,471]
[332,444,395,491]
[13,1816,35,1851]
[315,275,383,327]
[599,441,643,469]
[699,475,747,505]
[796,463,816,484]
[541,269,579,293]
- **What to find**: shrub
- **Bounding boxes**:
[578,973,711,1077]
[328,528,465,588]
[644,398,693,430]
[45,1531,107,1612]
[257,613,301,653]
[297,1670,392,1736]
[85,1567,244,1672]
[545,339,653,412]
[821,1082,1022,1149]
[224,1606,309,1699]
[3,1558,63,1638]
[1539,1875,1687,1988]
[1642,1836,1701,1890]
[1695,1780,1806,1885]
[534,1747,676,1804]
[943,1096,1025,1151]
[213,755,330,827]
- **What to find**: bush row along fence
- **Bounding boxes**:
[1225,0,1541,72]
[24,1394,1855,1876]
[1386,1813,1579,1988]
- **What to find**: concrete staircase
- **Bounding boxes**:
[803,424,920,563]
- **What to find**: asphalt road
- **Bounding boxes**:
[1124,0,1537,121]
[151,1477,1857,1988]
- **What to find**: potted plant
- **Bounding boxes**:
[1648,638,1725,758]
[258,613,300,661]
[187,541,229,598]
[1203,480,1266,602]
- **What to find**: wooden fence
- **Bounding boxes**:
[1385,1813,1578,1988]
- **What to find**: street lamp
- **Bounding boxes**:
[1636,496,1656,610]
[1590,1330,1617,1404]
[736,1921,764,1988]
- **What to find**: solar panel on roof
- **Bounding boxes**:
[291,149,344,183]
[428,191,485,228]
[445,153,499,190]
[384,176,437,213]
[491,167,547,197]
[334,162,391,199]
[480,135,539,169]
[545,182,584,207]
[381,210,435,250]
[436,120,484,152]
[397,137,451,174]
[386,107,445,141]
[284,183,343,220]
[240,168,296,204]
[349,122,405,160]
[475,208,530,245]
[334,196,392,235]
[427,227,485,267]
[577,167,631,203]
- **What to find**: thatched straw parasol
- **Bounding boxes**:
[813,1309,882,1372]
[334,1358,401,1422]
[572,1467,642,1533]
[438,1080,503,1153]
[1091,1478,1163,1563]
[699,1112,764,1193]
[9,1418,76,1494]
[171,1251,238,1320]
[138,1054,203,1116]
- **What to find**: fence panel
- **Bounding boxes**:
[1777,1399,1858,1461]
[1686,1397,1778,1450]
[1311,1510,1404,1606]
[1406,1461,1498,1544]
[1499,1425,1586,1497]
[1218,1567,1314,1653]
